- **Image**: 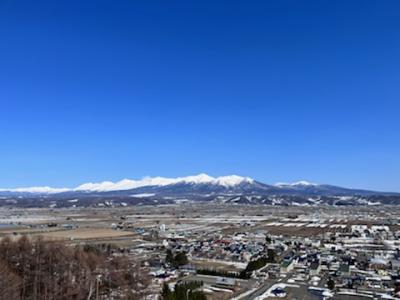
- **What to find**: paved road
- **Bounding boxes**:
[241,280,275,300]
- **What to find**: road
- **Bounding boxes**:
[241,280,275,300]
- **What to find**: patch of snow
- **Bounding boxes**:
[131,193,156,198]
[275,180,318,187]
[255,283,299,299]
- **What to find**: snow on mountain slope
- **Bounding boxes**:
[0,186,70,194]
[0,174,254,194]
[275,181,317,187]
[215,175,254,186]
[75,174,254,192]
[0,175,396,200]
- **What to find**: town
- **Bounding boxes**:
[1,204,400,299]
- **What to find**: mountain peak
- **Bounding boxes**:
[179,174,253,186]
[276,180,318,187]
[291,180,317,186]
[180,173,215,184]
[215,175,254,186]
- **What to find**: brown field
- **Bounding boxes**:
[35,228,135,240]
[191,259,245,272]
[259,224,349,237]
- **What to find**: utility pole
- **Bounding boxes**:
[186,288,191,300]
[96,275,100,300]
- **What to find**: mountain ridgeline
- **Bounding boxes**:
[0,174,399,207]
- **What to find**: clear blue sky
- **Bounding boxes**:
[0,0,399,191]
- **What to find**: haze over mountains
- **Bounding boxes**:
[0,174,399,207]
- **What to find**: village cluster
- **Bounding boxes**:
[141,221,400,299]
[1,204,400,299]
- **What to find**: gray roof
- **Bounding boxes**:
[310,261,320,270]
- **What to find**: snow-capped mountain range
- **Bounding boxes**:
[0,174,399,207]
[0,174,254,194]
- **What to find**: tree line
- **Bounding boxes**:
[0,236,150,300]
[165,249,189,267]
[161,281,206,300]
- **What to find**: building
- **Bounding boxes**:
[309,261,321,276]
[338,264,350,276]
[391,259,400,271]
[280,259,295,273]
[370,258,388,271]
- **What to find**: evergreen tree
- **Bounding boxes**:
[174,252,188,266]
[166,249,174,264]
[267,249,276,262]
[327,277,335,290]
[161,282,173,300]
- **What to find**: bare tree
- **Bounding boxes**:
[0,236,150,300]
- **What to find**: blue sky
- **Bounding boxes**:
[0,0,399,191]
